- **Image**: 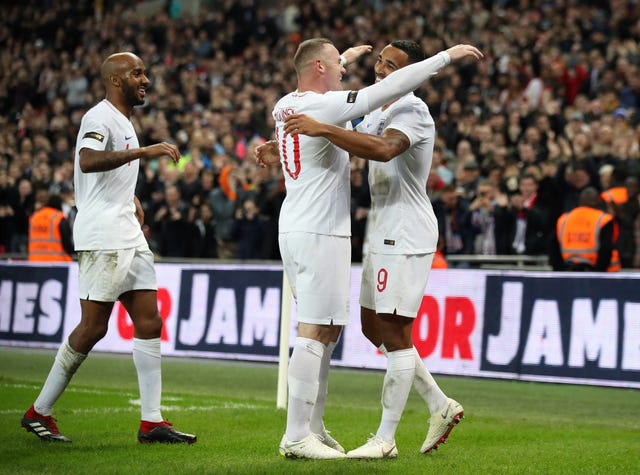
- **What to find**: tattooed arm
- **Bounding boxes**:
[283,113,409,162]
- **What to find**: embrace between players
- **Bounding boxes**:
[255,38,483,459]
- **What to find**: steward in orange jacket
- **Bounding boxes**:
[600,165,629,205]
[600,186,627,205]
[28,194,73,261]
[551,187,620,272]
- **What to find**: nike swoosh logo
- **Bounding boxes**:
[382,444,396,457]
[441,405,451,419]
[125,135,133,140]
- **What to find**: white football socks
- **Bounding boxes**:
[133,337,163,423]
[376,348,415,444]
[310,340,336,435]
[286,337,324,442]
[378,344,448,415]
[34,338,87,416]
[411,346,448,413]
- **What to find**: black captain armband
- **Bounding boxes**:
[83,131,105,142]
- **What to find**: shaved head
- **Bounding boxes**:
[100,52,142,83]
[100,52,149,113]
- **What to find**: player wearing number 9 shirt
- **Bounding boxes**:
[258,38,483,459]
[282,40,479,459]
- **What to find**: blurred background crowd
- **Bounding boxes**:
[2,0,640,267]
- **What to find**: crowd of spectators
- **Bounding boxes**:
[2,0,640,268]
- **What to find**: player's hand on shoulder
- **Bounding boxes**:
[446,44,484,62]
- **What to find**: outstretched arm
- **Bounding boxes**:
[284,113,409,162]
[366,44,483,111]
[79,142,181,173]
[335,44,483,124]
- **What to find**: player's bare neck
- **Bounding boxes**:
[296,79,327,94]
[105,95,132,118]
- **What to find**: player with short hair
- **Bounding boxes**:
[282,39,473,459]
[257,38,482,460]
[21,52,196,444]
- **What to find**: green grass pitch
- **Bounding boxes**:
[0,347,638,474]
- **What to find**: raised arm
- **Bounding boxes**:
[369,44,484,107]
[341,44,373,66]
[284,114,408,162]
[333,44,483,124]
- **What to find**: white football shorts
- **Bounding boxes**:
[279,232,350,325]
[77,244,157,302]
[360,252,433,317]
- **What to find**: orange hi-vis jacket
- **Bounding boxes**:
[28,206,72,262]
[600,186,628,205]
[556,206,620,272]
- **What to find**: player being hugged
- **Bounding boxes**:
[281,40,472,459]
[256,39,482,460]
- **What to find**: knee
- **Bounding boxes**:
[361,323,382,348]
[149,315,163,335]
[298,323,341,346]
[77,322,108,341]
[316,326,340,346]
[380,329,413,352]
[71,321,108,353]
[94,324,109,341]
[134,312,162,338]
[84,319,109,341]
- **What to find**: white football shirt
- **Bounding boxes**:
[273,51,451,237]
[358,93,438,254]
[273,90,359,236]
[73,99,147,250]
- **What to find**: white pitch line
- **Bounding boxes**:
[128,399,266,411]
[2,402,265,416]
[1,383,275,403]
[1,381,267,415]
[2,382,137,397]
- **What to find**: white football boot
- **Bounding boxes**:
[421,398,464,454]
[315,430,345,453]
[279,433,347,459]
[346,434,398,459]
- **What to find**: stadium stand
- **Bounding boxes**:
[1,0,639,268]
